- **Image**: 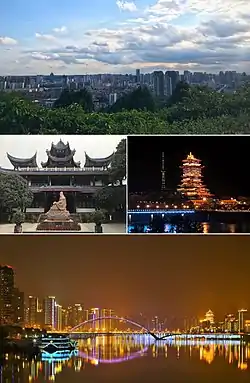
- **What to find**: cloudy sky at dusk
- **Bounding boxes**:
[0,135,124,168]
[1,0,250,74]
[0,235,249,324]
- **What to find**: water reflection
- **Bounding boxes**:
[128,222,248,233]
[1,336,250,382]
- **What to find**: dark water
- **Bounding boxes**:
[2,336,250,382]
[128,222,250,233]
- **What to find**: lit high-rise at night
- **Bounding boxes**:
[43,296,56,331]
[178,152,212,199]
[0,265,14,325]
[27,296,39,327]
[238,309,248,333]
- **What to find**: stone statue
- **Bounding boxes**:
[45,192,71,221]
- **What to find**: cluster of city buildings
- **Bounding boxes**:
[185,309,250,334]
[1,265,250,335]
[0,265,115,332]
[0,69,247,109]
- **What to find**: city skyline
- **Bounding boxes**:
[128,136,250,197]
[0,236,250,320]
[1,1,250,74]
[1,263,249,333]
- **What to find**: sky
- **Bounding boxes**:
[128,136,250,197]
[0,135,125,168]
[0,235,249,323]
[1,0,250,75]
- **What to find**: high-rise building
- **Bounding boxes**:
[100,309,115,331]
[165,71,179,92]
[224,314,238,333]
[89,308,101,330]
[136,69,141,83]
[178,153,212,199]
[55,303,63,331]
[44,296,56,330]
[238,309,248,333]
[13,288,24,325]
[109,93,117,105]
[28,296,38,327]
[68,303,84,329]
[0,265,14,325]
[164,74,172,96]
[153,71,165,97]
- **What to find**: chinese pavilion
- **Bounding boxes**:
[2,140,114,213]
[178,152,212,200]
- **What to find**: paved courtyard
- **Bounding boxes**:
[0,222,126,234]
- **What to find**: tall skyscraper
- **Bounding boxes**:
[55,303,63,331]
[153,71,165,97]
[44,296,56,330]
[28,296,38,327]
[0,265,14,325]
[136,69,141,83]
[165,71,179,92]
[238,309,248,332]
[68,303,84,329]
[100,309,115,331]
[89,308,101,330]
[164,74,172,96]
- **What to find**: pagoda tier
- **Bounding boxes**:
[84,152,114,168]
[178,152,212,199]
[7,152,37,169]
[41,139,81,168]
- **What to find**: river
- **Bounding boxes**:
[1,336,250,382]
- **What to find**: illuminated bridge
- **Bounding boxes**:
[69,316,172,341]
[128,209,195,215]
[49,316,244,342]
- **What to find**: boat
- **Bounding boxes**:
[38,333,77,355]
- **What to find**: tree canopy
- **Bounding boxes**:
[108,86,156,112]
[1,84,250,134]
[95,138,126,217]
[0,172,33,213]
[109,138,126,185]
[54,88,94,112]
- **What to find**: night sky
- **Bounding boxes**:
[128,136,250,197]
[0,235,249,322]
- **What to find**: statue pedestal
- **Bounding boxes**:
[36,192,81,231]
[36,218,81,231]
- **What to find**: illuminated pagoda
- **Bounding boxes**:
[178,152,212,200]
[1,139,114,214]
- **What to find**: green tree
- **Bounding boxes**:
[0,172,33,214]
[54,88,94,112]
[167,81,190,106]
[109,139,126,185]
[109,86,156,112]
[95,185,126,214]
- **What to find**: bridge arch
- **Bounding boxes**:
[70,315,152,335]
